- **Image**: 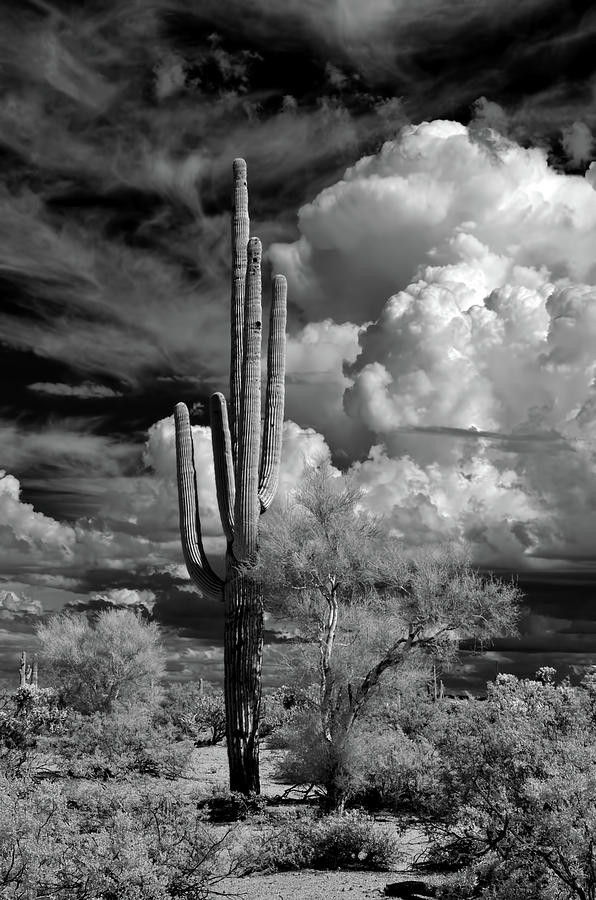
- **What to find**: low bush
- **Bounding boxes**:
[0,685,67,775]
[159,682,226,745]
[198,789,268,823]
[275,705,442,814]
[44,706,193,779]
[349,729,443,813]
[273,707,331,785]
[0,776,238,899]
[420,672,596,899]
[252,812,401,872]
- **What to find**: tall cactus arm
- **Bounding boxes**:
[210,392,235,543]
[259,274,287,512]
[230,158,250,467]
[234,237,263,563]
[174,402,224,599]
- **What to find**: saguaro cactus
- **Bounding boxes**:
[174,159,287,794]
[18,651,38,688]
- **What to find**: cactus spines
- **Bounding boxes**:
[174,159,287,794]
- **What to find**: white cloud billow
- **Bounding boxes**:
[0,470,75,560]
[271,119,596,324]
[143,415,333,546]
[270,120,596,568]
[89,588,157,612]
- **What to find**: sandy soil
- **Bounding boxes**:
[215,869,428,899]
[187,744,437,900]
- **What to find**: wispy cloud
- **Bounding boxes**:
[0,419,138,477]
[28,382,123,398]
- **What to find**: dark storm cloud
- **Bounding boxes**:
[1,0,593,411]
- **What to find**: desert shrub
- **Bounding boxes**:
[191,692,226,744]
[159,682,226,744]
[0,685,66,775]
[275,704,442,814]
[422,672,596,899]
[0,775,238,899]
[252,812,401,871]
[435,854,562,900]
[199,789,267,823]
[37,609,165,714]
[274,706,343,791]
[348,728,443,813]
[44,706,193,779]
[259,683,317,740]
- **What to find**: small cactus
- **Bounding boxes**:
[174,158,287,794]
[18,651,39,688]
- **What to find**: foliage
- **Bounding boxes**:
[276,703,442,814]
[160,682,226,744]
[0,776,238,899]
[251,811,401,872]
[199,789,268,823]
[259,683,318,741]
[259,462,522,811]
[347,727,442,813]
[423,671,596,900]
[0,684,66,775]
[43,706,193,780]
[36,608,166,714]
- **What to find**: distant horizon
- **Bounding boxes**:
[3,565,596,696]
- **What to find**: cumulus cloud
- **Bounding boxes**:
[143,413,334,540]
[267,120,596,568]
[562,121,594,168]
[285,319,369,456]
[65,587,157,616]
[351,444,548,567]
[0,590,43,621]
[271,120,596,323]
[0,470,76,565]
[0,461,182,617]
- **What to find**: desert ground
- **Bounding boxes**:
[189,744,436,899]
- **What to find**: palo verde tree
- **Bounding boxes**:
[174,159,287,794]
[36,609,165,714]
[259,463,522,812]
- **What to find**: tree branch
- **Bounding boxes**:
[347,627,420,730]
[319,581,338,743]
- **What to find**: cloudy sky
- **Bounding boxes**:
[2,0,596,691]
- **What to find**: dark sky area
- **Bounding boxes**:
[2,0,596,691]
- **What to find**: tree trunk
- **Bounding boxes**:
[325,774,347,815]
[223,562,263,794]
[322,737,350,815]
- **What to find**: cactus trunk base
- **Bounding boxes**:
[224,563,263,794]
